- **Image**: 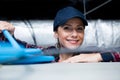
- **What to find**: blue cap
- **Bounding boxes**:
[53,6,88,31]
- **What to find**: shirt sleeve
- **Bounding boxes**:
[0,33,6,41]
[112,52,120,62]
[15,38,43,49]
[101,52,120,62]
[0,33,43,49]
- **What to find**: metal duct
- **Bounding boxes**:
[9,19,120,48]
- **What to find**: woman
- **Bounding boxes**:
[0,6,120,62]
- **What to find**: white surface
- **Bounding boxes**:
[0,62,120,80]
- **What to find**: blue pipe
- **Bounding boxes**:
[2,30,21,49]
[0,30,55,64]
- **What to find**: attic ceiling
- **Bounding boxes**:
[0,0,119,20]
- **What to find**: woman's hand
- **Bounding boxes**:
[61,53,103,63]
[0,21,15,35]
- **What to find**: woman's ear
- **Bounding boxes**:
[54,32,58,39]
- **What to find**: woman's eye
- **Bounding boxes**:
[77,27,83,30]
[77,27,84,32]
[62,26,84,33]
[63,26,71,30]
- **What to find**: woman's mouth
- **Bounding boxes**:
[67,39,79,44]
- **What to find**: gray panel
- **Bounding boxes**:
[0,63,120,80]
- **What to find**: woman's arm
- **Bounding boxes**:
[0,21,15,41]
[61,52,120,63]
[0,21,42,48]
[0,21,15,35]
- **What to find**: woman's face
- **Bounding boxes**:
[54,18,85,49]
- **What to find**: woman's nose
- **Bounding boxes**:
[71,30,78,37]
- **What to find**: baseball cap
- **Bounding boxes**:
[53,6,88,31]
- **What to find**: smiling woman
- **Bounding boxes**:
[0,6,120,63]
[0,1,120,80]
